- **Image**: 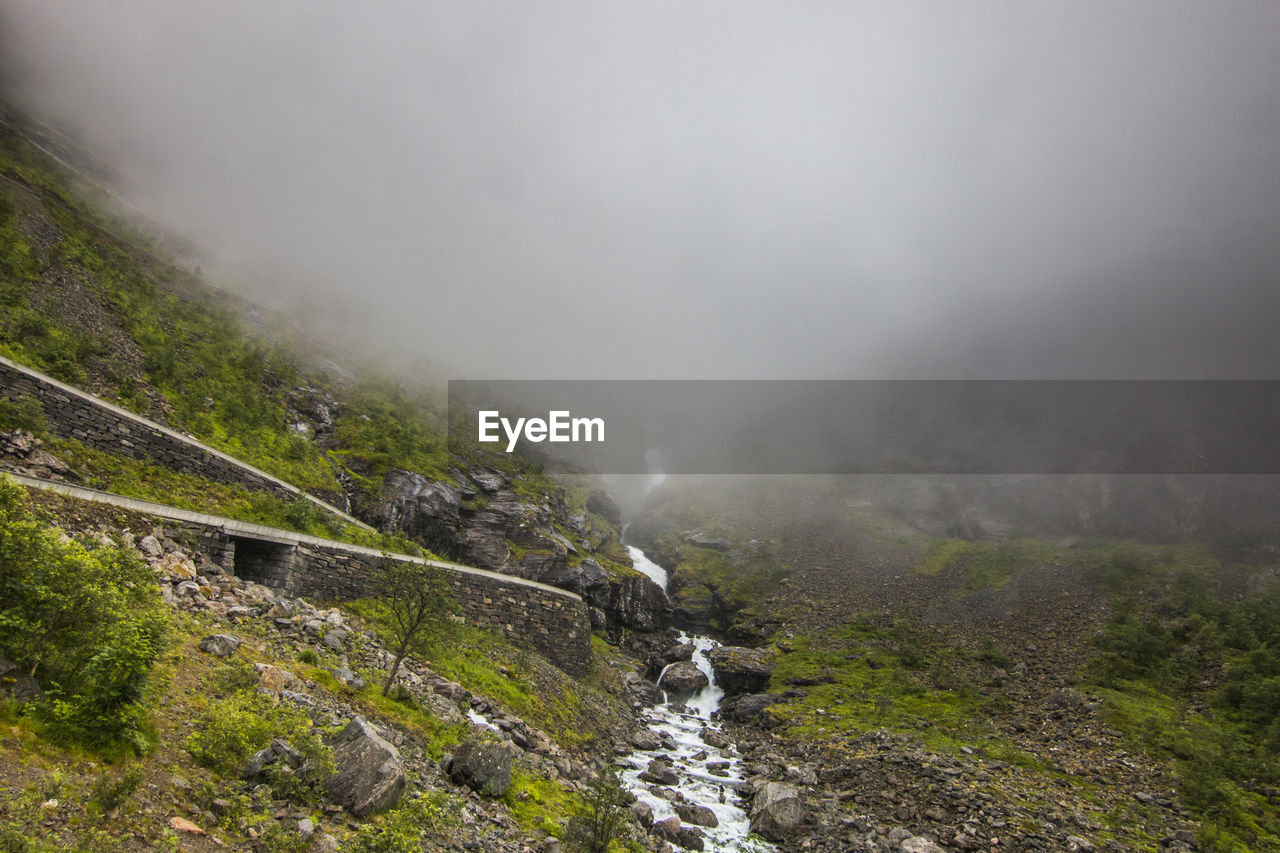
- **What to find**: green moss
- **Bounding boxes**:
[503,768,573,837]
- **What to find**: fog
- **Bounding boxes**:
[2,2,1279,380]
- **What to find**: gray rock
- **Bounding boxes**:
[631,730,662,751]
[749,781,805,841]
[443,741,519,797]
[630,800,654,826]
[198,634,240,657]
[902,837,946,853]
[638,759,679,786]
[331,666,366,690]
[309,834,340,853]
[607,573,672,632]
[675,802,719,828]
[652,816,705,851]
[323,717,406,817]
[622,671,663,706]
[699,727,730,749]
[371,471,465,559]
[138,535,164,557]
[708,646,776,695]
[659,661,709,694]
[322,629,349,651]
[660,642,695,665]
[718,693,777,723]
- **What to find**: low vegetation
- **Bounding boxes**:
[1084,549,1280,851]
[0,475,168,755]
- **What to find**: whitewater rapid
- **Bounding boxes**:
[620,546,774,852]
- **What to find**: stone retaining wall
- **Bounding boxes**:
[0,355,365,526]
[13,474,592,675]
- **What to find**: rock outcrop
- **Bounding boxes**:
[443,741,519,797]
[708,646,775,695]
[658,660,709,694]
[749,781,806,840]
[323,717,407,817]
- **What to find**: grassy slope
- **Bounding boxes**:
[0,124,617,564]
[637,477,1280,851]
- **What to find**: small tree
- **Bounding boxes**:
[564,763,631,853]
[375,557,456,696]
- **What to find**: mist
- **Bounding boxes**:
[2,2,1278,380]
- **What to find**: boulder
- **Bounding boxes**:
[660,642,695,666]
[659,661,709,694]
[675,802,719,828]
[631,730,662,751]
[0,657,41,701]
[443,741,518,797]
[699,727,730,749]
[651,816,705,851]
[622,671,663,706]
[718,693,776,723]
[749,781,805,840]
[198,634,240,657]
[254,663,298,694]
[331,666,366,690]
[708,646,775,695]
[323,717,406,817]
[638,759,679,786]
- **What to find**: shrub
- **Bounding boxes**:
[564,764,630,853]
[89,764,144,814]
[345,794,455,853]
[184,690,333,802]
[0,475,168,753]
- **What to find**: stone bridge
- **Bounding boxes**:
[13,474,592,675]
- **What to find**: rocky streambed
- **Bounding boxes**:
[612,547,804,852]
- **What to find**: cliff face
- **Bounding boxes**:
[369,467,671,632]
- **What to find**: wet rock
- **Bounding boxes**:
[718,693,777,723]
[632,730,663,751]
[652,816,705,851]
[659,661,709,694]
[708,646,775,695]
[660,642,695,666]
[749,781,805,840]
[675,802,719,828]
[198,634,240,657]
[608,573,673,632]
[443,741,519,797]
[371,471,465,558]
[630,800,654,826]
[323,716,407,817]
[699,727,730,749]
[639,759,680,786]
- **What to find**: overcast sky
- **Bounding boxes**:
[2,2,1278,379]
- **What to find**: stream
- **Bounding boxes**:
[618,546,774,852]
